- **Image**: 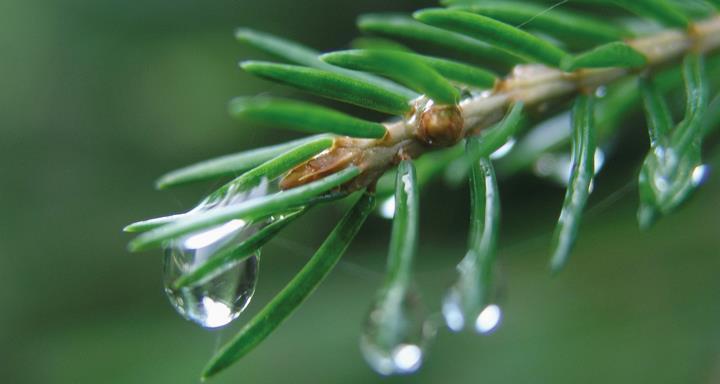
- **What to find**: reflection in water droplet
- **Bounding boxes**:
[490,137,517,160]
[594,86,607,98]
[443,290,503,335]
[163,225,261,328]
[162,179,271,328]
[441,289,465,332]
[401,173,414,195]
[594,148,605,174]
[475,304,502,334]
[392,344,422,372]
[654,175,669,193]
[183,219,246,250]
[533,153,572,186]
[378,197,396,220]
[164,244,259,328]
[691,164,710,187]
[442,251,503,334]
[533,148,605,186]
[360,285,434,375]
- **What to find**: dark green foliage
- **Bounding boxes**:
[447,0,632,47]
[326,49,497,90]
[407,53,498,88]
[126,1,720,379]
[414,9,572,67]
[236,28,417,99]
[561,42,647,71]
[357,14,523,67]
[154,135,328,190]
[128,167,360,251]
[464,144,500,304]
[549,95,596,272]
[638,54,710,227]
[240,61,413,115]
[351,36,413,52]
[609,0,690,28]
[385,160,419,285]
[125,136,334,233]
[321,50,460,104]
[640,77,674,142]
[228,97,387,138]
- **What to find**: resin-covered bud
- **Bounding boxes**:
[417,103,464,147]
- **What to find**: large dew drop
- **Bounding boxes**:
[360,285,434,375]
[161,179,271,328]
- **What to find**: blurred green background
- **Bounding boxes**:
[2,0,719,383]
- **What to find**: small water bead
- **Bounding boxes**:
[378,196,396,220]
[691,164,710,187]
[360,285,434,375]
[594,149,606,174]
[162,179,272,328]
[653,174,670,193]
[490,137,517,160]
[594,86,608,98]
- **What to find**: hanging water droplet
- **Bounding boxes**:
[490,137,517,160]
[360,285,434,375]
[443,287,503,334]
[161,179,272,328]
[443,289,503,335]
[442,251,503,334]
[163,246,259,328]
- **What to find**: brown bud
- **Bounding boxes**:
[417,104,464,147]
[279,141,361,190]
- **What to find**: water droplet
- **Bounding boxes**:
[594,86,607,98]
[594,148,605,175]
[163,244,259,328]
[653,175,669,193]
[479,90,493,98]
[162,179,271,328]
[691,164,710,187]
[475,304,502,334]
[360,285,434,375]
[443,289,503,335]
[442,251,503,334]
[378,196,396,220]
[490,137,517,160]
